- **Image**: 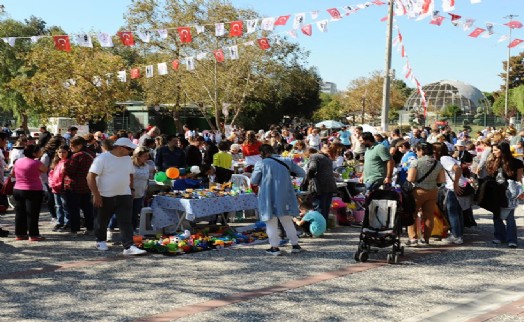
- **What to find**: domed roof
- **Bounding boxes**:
[404,80,490,114]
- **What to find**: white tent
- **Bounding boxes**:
[315,120,345,129]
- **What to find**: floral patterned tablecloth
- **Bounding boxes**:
[151,194,258,229]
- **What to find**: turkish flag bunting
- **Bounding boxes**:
[372,0,386,5]
[130,68,140,79]
[117,31,135,46]
[430,16,445,26]
[301,24,312,36]
[229,21,243,37]
[508,39,523,48]
[326,8,342,20]
[275,15,291,26]
[380,16,388,22]
[214,49,225,63]
[53,35,71,52]
[505,21,523,29]
[177,27,192,43]
[172,60,180,71]
[468,28,485,38]
[448,13,461,22]
[257,38,271,50]
[401,46,406,58]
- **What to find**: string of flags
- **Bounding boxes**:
[393,25,427,113]
[386,0,523,49]
[1,1,386,52]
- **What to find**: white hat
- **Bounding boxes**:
[454,140,467,147]
[114,137,137,149]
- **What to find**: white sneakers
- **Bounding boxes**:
[123,245,147,256]
[106,230,114,242]
[442,235,463,245]
[96,241,109,251]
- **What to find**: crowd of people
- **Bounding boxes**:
[0,121,521,256]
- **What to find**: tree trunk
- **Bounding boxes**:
[21,113,29,133]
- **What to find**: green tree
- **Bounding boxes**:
[441,105,462,118]
[499,51,524,90]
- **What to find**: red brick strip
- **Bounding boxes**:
[465,297,524,322]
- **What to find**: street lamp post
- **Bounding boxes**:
[504,14,518,124]
[381,0,395,131]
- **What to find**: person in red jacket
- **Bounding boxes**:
[241,130,262,173]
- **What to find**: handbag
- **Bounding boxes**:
[1,176,15,195]
[401,160,438,193]
[444,170,475,196]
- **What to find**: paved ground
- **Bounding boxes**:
[1,206,523,322]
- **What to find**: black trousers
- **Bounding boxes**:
[94,195,134,249]
[14,189,44,237]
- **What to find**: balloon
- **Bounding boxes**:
[179,168,187,176]
[166,167,180,179]
[154,172,167,183]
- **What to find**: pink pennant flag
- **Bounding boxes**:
[372,0,386,5]
[326,8,342,21]
[380,16,388,22]
[508,39,523,48]
[430,16,445,26]
[401,46,406,58]
[405,69,412,79]
[468,28,485,38]
[301,24,312,36]
[505,21,523,29]
[213,49,225,63]
[274,15,291,26]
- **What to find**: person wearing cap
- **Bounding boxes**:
[87,137,146,255]
[454,140,473,164]
[63,126,78,146]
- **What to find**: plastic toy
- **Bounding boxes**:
[154,171,168,183]
[166,167,180,179]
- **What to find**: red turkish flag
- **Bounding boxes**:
[172,60,180,71]
[430,16,445,26]
[401,46,406,58]
[380,16,388,22]
[130,68,140,79]
[508,39,523,48]
[421,0,433,15]
[53,35,71,52]
[448,13,461,22]
[468,28,485,38]
[214,49,225,63]
[117,31,135,46]
[275,15,291,26]
[505,21,523,29]
[257,38,270,50]
[372,0,386,5]
[326,8,342,20]
[301,24,312,36]
[229,21,243,37]
[177,27,192,43]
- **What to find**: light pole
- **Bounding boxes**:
[504,14,518,124]
[381,0,395,131]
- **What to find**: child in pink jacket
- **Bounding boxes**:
[48,145,71,231]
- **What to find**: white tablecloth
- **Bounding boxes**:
[151,194,258,229]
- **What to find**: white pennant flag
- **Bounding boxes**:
[343,6,355,16]
[246,19,258,34]
[138,31,151,43]
[30,36,42,44]
[157,29,168,39]
[93,76,103,87]
[498,35,508,43]
[105,73,113,86]
[117,71,127,82]
[316,20,328,32]
[261,17,275,31]
[310,11,319,20]
[196,52,207,60]
[274,36,282,45]
[157,62,168,75]
[356,4,366,9]
[63,79,76,88]
[75,33,93,47]
[293,13,306,29]
[229,45,239,60]
[97,32,114,47]
[186,56,195,71]
[470,0,481,4]
[462,19,475,31]
[483,23,494,38]
[2,37,16,47]
[243,40,255,46]
[442,0,455,12]
[195,25,205,34]
[215,23,225,36]
[145,65,154,78]
[287,30,297,38]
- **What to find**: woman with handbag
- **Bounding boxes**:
[406,143,445,246]
[485,142,522,248]
[12,144,48,241]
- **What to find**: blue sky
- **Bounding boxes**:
[2,0,524,93]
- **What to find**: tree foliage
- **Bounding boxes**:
[499,51,524,91]
[441,105,462,117]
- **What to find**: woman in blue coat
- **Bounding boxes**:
[251,144,306,256]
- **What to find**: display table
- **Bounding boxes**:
[151,193,259,230]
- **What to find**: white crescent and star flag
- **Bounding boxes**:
[316,20,328,32]
[177,27,192,43]
[214,49,225,63]
[195,25,205,34]
[117,71,127,82]
[261,17,275,31]
[117,31,135,46]
[158,62,168,75]
[246,20,258,34]
[274,15,290,26]
[138,31,151,43]
[293,13,306,29]
[215,23,225,36]
[468,28,485,38]
[97,32,114,47]
[228,45,239,60]
[75,33,93,47]
[186,56,195,71]
[157,29,168,39]
[326,8,342,21]
[53,35,71,52]
[229,21,243,37]
[145,65,154,78]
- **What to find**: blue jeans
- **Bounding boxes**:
[446,190,464,238]
[53,193,69,226]
[313,193,333,222]
[64,191,93,232]
[493,209,518,244]
[108,214,118,230]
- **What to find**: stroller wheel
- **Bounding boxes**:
[359,252,369,262]
[353,251,360,262]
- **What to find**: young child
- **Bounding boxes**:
[213,141,233,183]
[48,145,71,231]
[293,197,326,238]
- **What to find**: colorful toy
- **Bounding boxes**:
[166,167,180,179]
[154,171,168,183]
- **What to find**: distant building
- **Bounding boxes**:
[321,82,338,94]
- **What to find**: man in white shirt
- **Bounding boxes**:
[87,138,146,256]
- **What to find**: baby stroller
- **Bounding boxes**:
[353,186,404,264]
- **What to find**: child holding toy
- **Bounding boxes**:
[293,197,326,238]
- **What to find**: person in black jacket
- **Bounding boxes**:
[38,126,52,148]
[202,140,218,166]
[185,136,204,167]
